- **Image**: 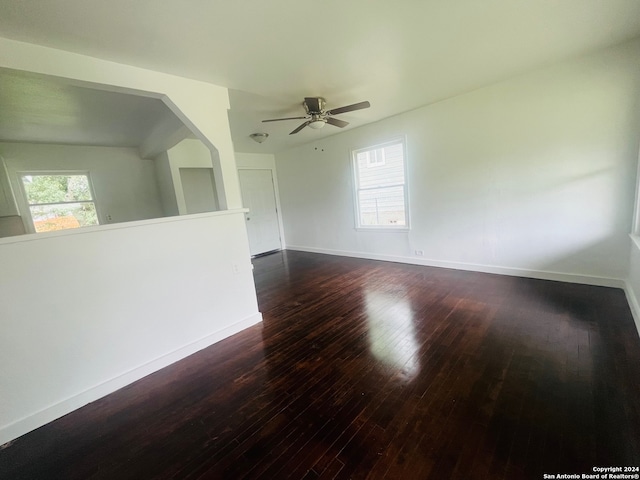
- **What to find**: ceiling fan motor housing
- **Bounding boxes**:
[304,97,326,114]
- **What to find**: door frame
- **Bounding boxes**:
[236,160,286,253]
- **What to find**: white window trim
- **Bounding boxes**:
[633,151,640,233]
[351,137,410,232]
[630,150,640,251]
[17,170,101,234]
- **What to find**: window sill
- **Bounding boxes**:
[356,227,410,233]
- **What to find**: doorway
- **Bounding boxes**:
[238,169,282,256]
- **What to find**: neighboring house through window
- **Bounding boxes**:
[352,139,409,229]
[19,172,100,233]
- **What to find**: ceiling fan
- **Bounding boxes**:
[262,97,371,135]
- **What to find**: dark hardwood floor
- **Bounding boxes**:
[2,250,640,479]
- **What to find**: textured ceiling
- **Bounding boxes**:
[0,69,179,148]
[0,0,640,153]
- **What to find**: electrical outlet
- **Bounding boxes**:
[106,214,112,222]
[415,250,424,256]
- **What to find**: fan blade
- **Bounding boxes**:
[304,97,322,113]
[326,101,371,116]
[326,117,349,128]
[262,116,308,123]
[290,121,310,135]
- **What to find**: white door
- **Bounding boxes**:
[238,169,281,256]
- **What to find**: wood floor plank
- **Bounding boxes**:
[1,250,640,479]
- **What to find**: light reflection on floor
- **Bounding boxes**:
[364,288,420,381]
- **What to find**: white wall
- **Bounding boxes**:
[236,152,277,170]
[0,210,260,445]
[164,139,220,215]
[180,168,218,214]
[1,142,165,229]
[154,151,180,217]
[276,39,640,285]
[0,157,19,217]
[0,216,25,237]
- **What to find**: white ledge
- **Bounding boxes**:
[0,209,249,246]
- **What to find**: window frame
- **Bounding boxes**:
[631,159,640,250]
[351,137,410,231]
[633,159,640,235]
[363,148,386,167]
[17,170,101,234]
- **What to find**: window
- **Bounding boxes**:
[352,139,409,229]
[20,173,99,233]
[362,148,386,167]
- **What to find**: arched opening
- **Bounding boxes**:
[0,68,231,237]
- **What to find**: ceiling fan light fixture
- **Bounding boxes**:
[308,119,326,129]
[249,133,269,143]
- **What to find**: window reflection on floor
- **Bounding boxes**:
[364,288,420,381]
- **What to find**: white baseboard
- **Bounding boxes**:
[624,281,640,339]
[285,245,626,289]
[0,312,263,447]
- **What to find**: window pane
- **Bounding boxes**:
[357,151,369,163]
[29,202,99,232]
[357,143,404,188]
[358,186,406,226]
[22,175,93,204]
